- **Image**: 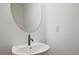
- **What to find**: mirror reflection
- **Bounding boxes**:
[10,3,41,33]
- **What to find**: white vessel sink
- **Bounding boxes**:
[12,42,50,55]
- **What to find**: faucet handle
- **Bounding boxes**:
[30,38,34,42]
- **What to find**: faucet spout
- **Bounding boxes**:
[28,34,34,46]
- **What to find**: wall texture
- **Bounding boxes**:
[46,3,79,55]
[0,3,46,55]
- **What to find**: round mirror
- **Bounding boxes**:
[10,3,41,33]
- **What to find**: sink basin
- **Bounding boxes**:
[12,42,50,55]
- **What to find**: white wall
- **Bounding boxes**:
[2,3,79,55]
[0,3,46,55]
[46,3,79,55]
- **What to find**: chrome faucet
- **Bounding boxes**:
[28,34,34,46]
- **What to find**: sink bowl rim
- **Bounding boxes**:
[12,42,50,55]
